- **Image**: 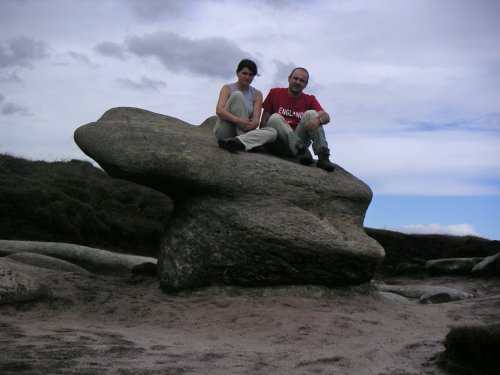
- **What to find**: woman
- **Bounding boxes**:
[214,59,276,152]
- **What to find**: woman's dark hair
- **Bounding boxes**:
[237,59,258,76]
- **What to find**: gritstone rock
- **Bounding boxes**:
[0,240,155,275]
[74,107,385,291]
[0,260,50,305]
[472,252,500,277]
[425,257,484,275]
[6,252,91,274]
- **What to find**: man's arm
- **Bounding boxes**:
[305,110,330,131]
[317,110,330,125]
[260,111,271,128]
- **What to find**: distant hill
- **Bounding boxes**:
[1,154,498,266]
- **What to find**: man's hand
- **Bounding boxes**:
[305,117,321,131]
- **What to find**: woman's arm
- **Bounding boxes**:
[216,85,252,130]
[216,85,236,122]
[250,90,263,129]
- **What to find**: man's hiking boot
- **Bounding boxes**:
[296,145,314,165]
[316,148,335,172]
[218,137,245,153]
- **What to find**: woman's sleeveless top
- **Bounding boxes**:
[229,82,256,119]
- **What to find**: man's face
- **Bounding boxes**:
[288,69,308,96]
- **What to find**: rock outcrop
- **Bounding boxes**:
[0,259,50,305]
[472,252,500,276]
[0,240,155,275]
[373,281,474,304]
[74,107,385,291]
[425,257,484,275]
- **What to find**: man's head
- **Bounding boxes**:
[288,67,309,96]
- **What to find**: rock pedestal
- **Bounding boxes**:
[74,107,384,291]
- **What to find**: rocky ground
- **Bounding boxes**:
[1,258,500,375]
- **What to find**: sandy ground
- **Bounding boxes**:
[1,268,500,375]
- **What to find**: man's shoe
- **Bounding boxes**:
[297,148,314,165]
[218,137,245,153]
[317,149,335,172]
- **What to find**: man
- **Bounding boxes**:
[260,67,335,172]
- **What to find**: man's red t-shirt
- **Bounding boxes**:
[262,88,324,130]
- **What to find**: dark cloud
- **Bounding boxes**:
[0,71,22,83]
[94,42,126,59]
[116,76,167,91]
[129,0,196,20]
[125,31,252,79]
[0,36,50,68]
[270,59,295,88]
[67,51,98,67]
[1,92,31,116]
[128,0,301,21]
[0,100,31,116]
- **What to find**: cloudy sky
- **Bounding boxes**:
[1,0,499,240]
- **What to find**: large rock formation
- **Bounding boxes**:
[74,107,384,291]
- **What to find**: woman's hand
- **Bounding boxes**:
[237,118,257,132]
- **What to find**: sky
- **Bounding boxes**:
[1,0,499,240]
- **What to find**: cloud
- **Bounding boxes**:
[333,129,500,196]
[128,0,191,20]
[270,59,295,88]
[94,42,126,59]
[0,36,50,68]
[67,51,98,67]
[0,71,21,83]
[0,95,31,116]
[125,31,253,79]
[385,223,480,237]
[116,76,167,91]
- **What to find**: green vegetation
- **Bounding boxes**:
[444,324,500,374]
[0,154,172,257]
[366,228,499,274]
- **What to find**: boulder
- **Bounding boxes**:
[377,291,411,304]
[472,252,500,277]
[0,259,50,305]
[374,282,474,302]
[74,107,385,291]
[425,257,484,275]
[419,289,474,304]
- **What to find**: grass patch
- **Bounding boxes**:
[444,324,500,374]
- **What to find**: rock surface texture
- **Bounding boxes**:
[0,259,49,305]
[74,107,385,291]
[0,240,155,275]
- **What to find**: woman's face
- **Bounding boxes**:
[236,67,255,86]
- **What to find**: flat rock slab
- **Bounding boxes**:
[425,257,484,275]
[0,240,156,275]
[6,252,91,274]
[74,107,385,291]
[374,282,474,303]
